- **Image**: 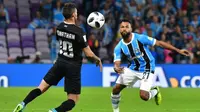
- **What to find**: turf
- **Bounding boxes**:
[0,87,199,112]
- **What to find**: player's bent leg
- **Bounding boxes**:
[23,80,50,105]
[111,84,126,112]
[13,80,51,112]
[140,76,161,105]
[140,82,158,101]
[140,86,161,103]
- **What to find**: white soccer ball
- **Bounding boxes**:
[87,12,105,29]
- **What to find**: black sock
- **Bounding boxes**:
[55,99,75,112]
[23,88,42,105]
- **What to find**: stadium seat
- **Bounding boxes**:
[9,48,22,54]
[4,1,16,8]
[7,41,21,48]
[35,29,48,35]
[22,41,35,48]
[8,22,19,28]
[37,47,50,54]
[23,47,36,55]
[0,47,7,54]
[19,15,31,23]
[20,28,33,37]
[0,60,7,63]
[0,35,6,41]
[0,53,8,59]
[0,29,5,35]
[0,53,8,63]
[21,36,34,42]
[0,41,7,47]
[7,35,20,41]
[35,35,48,41]
[19,21,30,28]
[36,41,49,48]
[18,8,30,16]
[17,1,30,8]
[10,16,18,22]
[7,28,19,35]
[7,7,17,18]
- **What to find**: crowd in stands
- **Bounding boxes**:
[0,0,199,64]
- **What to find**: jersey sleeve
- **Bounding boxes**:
[113,43,122,62]
[79,32,88,49]
[137,34,156,46]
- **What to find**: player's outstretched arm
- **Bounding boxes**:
[83,46,102,72]
[155,40,191,56]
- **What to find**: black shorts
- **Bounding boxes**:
[43,58,81,94]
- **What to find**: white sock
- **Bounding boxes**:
[148,89,158,100]
[111,93,120,109]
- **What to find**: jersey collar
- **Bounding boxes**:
[64,21,75,25]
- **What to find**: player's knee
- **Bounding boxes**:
[112,84,125,94]
[37,86,50,93]
[112,87,119,94]
[140,90,149,101]
[38,80,51,93]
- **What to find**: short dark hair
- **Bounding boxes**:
[62,3,77,19]
[119,19,132,24]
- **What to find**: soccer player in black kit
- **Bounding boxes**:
[13,3,102,112]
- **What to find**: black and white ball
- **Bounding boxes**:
[87,12,105,29]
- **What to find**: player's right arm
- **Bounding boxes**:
[113,43,124,74]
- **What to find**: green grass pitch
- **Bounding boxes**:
[0,87,200,112]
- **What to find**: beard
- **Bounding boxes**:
[121,31,131,40]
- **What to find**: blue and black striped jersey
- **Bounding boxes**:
[114,33,156,72]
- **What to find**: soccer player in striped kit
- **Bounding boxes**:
[111,19,190,112]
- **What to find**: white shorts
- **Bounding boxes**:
[116,68,154,91]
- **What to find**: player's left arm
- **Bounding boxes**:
[155,40,191,56]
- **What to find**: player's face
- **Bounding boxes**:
[120,22,132,39]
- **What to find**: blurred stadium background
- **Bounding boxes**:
[0,0,200,112]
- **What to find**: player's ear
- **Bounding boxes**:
[72,12,75,18]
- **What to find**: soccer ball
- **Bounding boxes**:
[87,12,105,29]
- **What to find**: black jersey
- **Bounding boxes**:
[56,22,88,65]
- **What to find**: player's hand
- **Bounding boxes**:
[178,49,191,56]
[114,67,124,74]
[96,58,103,72]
